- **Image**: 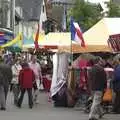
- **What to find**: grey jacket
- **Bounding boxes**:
[0,63,12,87]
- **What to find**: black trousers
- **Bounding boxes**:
[113,91,120,113]
[12,84,20,104]
[52,92,68,107]
[18,88,33,108]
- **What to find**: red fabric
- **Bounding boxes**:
[80,68,88,91]
[19,68,35,89]
[79,59,88,68]
[76,28,85,47]
[0,32,4,36]
[108,34,120,52]
[43,77,51,91]
[79,59,89,91]
[44,45,58,49]
[34,23,39,49]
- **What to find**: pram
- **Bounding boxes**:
[84,71,114,114]
[84,94,113,114]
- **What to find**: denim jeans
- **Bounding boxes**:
[89,91,103,119]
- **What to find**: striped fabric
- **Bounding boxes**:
[108,34,120,52]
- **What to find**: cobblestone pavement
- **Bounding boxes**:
[0,92,120,120]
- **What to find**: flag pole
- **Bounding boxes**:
[70,17,73,66]
[71,32,73,66]
[34,22,40,54]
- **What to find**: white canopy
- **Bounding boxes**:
[59,18,120,53]
[23,18,120,53]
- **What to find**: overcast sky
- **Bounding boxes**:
[86,0,110,3]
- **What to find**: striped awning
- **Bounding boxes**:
[108,34,120,52]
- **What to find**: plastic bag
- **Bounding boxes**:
[103,88,112,102]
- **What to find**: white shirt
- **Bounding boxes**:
[29,62,42,80]
[11,64,22,84]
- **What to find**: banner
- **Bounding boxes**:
[0,33,22,48]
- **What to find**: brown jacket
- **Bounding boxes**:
[88,64,107,91]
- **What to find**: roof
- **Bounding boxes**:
[0,28,13,35]
[16,0,43,21]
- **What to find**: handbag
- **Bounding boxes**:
[39,83,44,90]
[33,81,37,89]
[103,88,112,102]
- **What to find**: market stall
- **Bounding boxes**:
[59,18,120,53]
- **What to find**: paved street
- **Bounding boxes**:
[0,92,120,120]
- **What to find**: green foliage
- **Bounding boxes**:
[6,47,21,53]
[43,20,54,34]
[67,0,120,32]
[107,1,120,17]
[69,0,102,31]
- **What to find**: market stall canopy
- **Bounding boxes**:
[40,32,73,46]
[22,34,43,48]
[59,18,120,53]
[22,32,77,50]
[22,18,120,53]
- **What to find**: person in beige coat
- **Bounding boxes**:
[11,58,22,105]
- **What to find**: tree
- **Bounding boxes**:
[107,1,120,17]
[69,0,102,31]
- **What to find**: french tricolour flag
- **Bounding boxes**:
[70,17,85,47]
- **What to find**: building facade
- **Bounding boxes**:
[15,0,47,38]
[46,0,74,31]
[0,0,12,29]
[0,0,16,45]
[0,0,47,46]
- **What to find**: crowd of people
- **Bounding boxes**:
[0,52,43,110]
[74,56,120,120]
[1,51,120,120]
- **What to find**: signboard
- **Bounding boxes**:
[0,31,14,45]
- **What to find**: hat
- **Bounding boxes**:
[21,62,29,68]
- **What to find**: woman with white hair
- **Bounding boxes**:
[29,55,42,104]
[11,58,22,105]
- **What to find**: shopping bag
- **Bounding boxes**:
[103,88,112,102]
[39,83,44,90]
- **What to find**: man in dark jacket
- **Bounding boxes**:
[112,59,120,113]
[0,72,5,110]
[0,62,12,110]
[88,57,107,120]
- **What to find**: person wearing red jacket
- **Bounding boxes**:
[17,62,35,109]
